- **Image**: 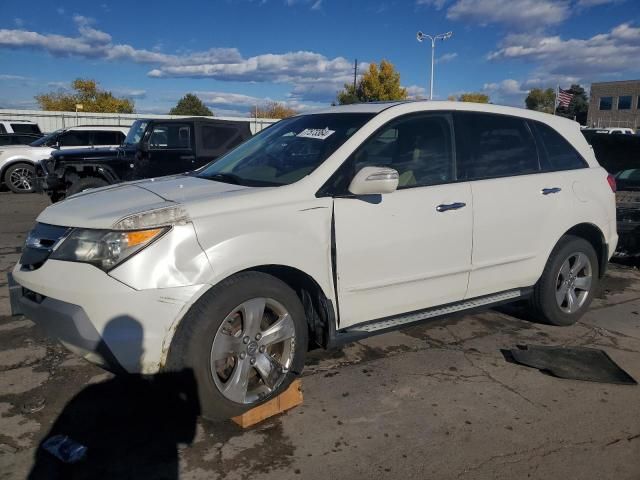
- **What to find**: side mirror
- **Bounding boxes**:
[348,166,399,195]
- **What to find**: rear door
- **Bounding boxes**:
[455,112,573,299]
[333,112,473,327]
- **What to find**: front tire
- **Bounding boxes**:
[166,272,308,420]
[4,163,35,193]
[530,235,599,326]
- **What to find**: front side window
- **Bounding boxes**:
[600,97,613,110]
[58,130,91,147]
[148,124,191,149]
[347,113,454,189]
[618,96,632,110]
[532,122,587,171]
[198,113,374,187]
[455,112,539,180]
[11,123,40,134]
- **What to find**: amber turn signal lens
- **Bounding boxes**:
[125,228,164,248]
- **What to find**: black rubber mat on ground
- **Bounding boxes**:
[505,345,637,385]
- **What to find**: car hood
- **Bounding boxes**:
[36,175,252,229]
[0,146,53,158]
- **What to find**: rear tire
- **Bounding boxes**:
[166,272,308,420]
[66,176,108,196]
[529,235,599,326]
[4,163,35,193]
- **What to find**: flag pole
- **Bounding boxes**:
[554,85,559,115]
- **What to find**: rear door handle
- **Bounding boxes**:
[436,202,466,212]
[541,187,562,195]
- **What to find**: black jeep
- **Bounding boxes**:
[38,117,252,201]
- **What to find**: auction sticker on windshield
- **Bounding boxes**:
[297,127,335,140]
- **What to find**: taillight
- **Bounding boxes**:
[607,174,617,193]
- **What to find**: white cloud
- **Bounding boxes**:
[446,0,570,29]
[0,18,356,103]
[113,88,147,99]
[416,0,449,9]
[436,52,458,63]
[311,0,322,9]
[488,23,640,78]
[14,18,24,27]
[577,0,623,5]
[405,85,427,99]
[0,74,28,81]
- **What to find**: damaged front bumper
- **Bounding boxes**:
[33,160,64,195]
[615,191,640,257]
[11,260,206,374]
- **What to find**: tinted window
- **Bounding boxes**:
[202,125,238,150]
[93,131,123,145]
[600,97,613,110]
[455,112,539,180]
[348,114,454,188]
[638,97,640,110]
[11,123,40,134]
[532,122,586,171]
[59,130,91,147]
[0,124,6,134]
[149,124,192,149]
[618,96,632,110]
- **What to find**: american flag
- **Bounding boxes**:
[557,88,574,108]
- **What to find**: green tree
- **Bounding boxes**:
[525,88,556,114]
[169,93,213,116]
[251,101,298,119]
[337,60,408,104]
[35,79,134,113]
[457,92,490,103]
[556,84,589,125]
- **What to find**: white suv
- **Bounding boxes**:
[10,101,617,418]
[0,120,42,135]
[0,125,128,193]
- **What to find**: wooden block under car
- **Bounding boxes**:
[232,379,303,428]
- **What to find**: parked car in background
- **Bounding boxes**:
[606,128,635,135]
[0,126,128,193]
[589,133,640,257]
[11,101,617,420]
[0,133,43,146]
[581,128,610,144]
[0,120,42,135]
[38,118,252,200]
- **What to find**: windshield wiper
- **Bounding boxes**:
[204,173,243,185]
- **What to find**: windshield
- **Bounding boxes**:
[30,129,62,147]
[197,113,374,187]
[615,169,640,191]
[124,120,149,145]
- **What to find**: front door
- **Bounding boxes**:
[332,113,473,327]
[136,123,195,179]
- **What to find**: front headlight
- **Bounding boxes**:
[50,227,168,271]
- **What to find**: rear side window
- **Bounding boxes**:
[11,123,40,134]
[0,124,6,134]
[93,131,124,145]
[148,124,192,149]
[59,130,92,147]
[531,122,587,171]
[454,112,539,180]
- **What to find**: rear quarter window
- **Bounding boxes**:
[11,123,41,134]
[531,122,587,171]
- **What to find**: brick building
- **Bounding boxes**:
[587,80,640,131]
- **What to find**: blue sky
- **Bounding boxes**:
[0,0,639,116]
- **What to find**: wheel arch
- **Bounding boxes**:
[561,223,608,278]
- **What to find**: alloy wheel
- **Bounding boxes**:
[9,167,33,192]
[210,297,296,404]
[555,252,592,314]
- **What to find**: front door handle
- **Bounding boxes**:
[436,202,466,212]
[541,187,562,195]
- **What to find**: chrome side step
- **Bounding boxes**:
[345,289,522,333]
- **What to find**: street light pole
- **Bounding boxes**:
[417,31,453,100]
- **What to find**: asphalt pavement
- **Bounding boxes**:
[1,191,639,479]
